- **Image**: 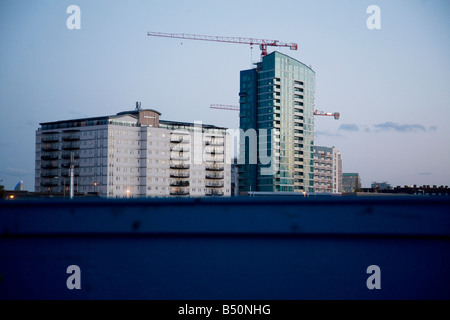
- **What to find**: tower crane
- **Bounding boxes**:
[313,110,340,120]
[210,104,240,111]
[210,105,340,120]
[147,31,298,58]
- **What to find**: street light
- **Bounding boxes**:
[126,189,130,199]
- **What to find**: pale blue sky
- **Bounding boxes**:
[0,0,449,190]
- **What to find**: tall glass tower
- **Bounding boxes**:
[238,52,316,193]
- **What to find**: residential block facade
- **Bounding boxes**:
[238,51,316,193]
[35,109,231,198]
[313,146,342,194]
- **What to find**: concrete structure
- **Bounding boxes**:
[313,146,342,194]
[371,181,391,190]
[239,52,315,193]
[343,173,361,193]
[35,108,231,198]
[1,197,449,300]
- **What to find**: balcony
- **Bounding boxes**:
[41,180,59,187]
[41,145,59,152]
[170,145,190,152]
[41,153,59,160]
[170,180,190,187]
[205,147,224,155]
[41,135,59,143]
[60,181,78,187]
[170,136,190,144]
[205,155,225,163]
[204,153,225,163]
[170,189,190,196]
[41,170,59,178]
[61,152,80,159]
[61,170,80,177]
[41,162,58,169]
[205,181,224,188]
[170,162,190,170]
[62,142,80,150]
[205,164,224,172]
[206,172,224,180]
[205,139,224,146]
[61,162,80,168]
[170,152,190,161]
[205,190,224,197]
[294,81,304,88]
[170,171,190,178]
[62,134,80,141]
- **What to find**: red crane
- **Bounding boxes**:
[314,110,340,120]
[147,31,298,58]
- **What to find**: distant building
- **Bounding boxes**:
[313,146,342,194]
[14,181,24,191]
[342,173,361,193]
[239,51,316,193]
[35,107,231,198]
[371,181,391,190]
[230,158,240,197]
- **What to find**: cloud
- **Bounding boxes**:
[373,122,430,133]
[338,124,359,132]
[429,126,438,132]
[418,172,432,176]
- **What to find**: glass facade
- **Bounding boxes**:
[239,52,316,193]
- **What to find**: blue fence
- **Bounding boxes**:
[0,196,449,300]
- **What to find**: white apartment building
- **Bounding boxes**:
[313,146,342,194]
[35,108,231,198]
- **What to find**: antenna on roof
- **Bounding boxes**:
[136,101,142,111]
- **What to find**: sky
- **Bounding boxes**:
[0,0,449,190]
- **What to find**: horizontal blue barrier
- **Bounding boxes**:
[0,196,449,300]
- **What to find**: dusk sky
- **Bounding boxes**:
[0,0,449,190]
